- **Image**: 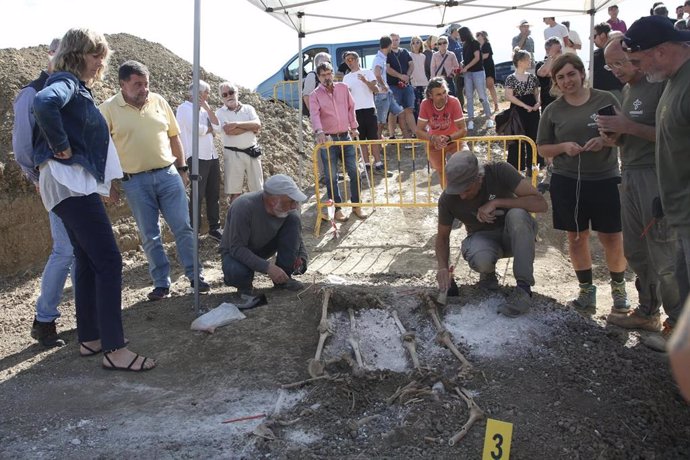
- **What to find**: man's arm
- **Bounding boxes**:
[435,223,453,290]
[596,110,656,142]
[12,87,39,183]
[476,178,547,223]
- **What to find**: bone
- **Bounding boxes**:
[423,294,445,332]
[448,387,485,446]
[348,414,382,432]
[308,289,333,378]
[436,330,472,369]
[391,310,421,369]
[348,308,364,368]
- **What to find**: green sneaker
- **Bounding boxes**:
[568,283,596,310]
[610,280,631,313]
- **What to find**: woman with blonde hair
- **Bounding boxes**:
[409,35,429,120]
[33,28,156,372]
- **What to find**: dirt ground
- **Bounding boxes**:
[1,36,689,460]
[2,142,690,459]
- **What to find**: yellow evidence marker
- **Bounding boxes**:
[482,418,513,460]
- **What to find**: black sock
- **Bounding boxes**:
[575,269,593,285]
[517,280,532,296]
[610,271,625,283]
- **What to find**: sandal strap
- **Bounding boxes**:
[127,354,142,370]
[103,352,117,369]
[80,342,101,355]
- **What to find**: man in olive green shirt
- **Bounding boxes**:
[597,37,681,344]
[624,16,690,348]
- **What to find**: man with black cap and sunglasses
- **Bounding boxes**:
[623,17,690,295]
[623,15,690,357]
[435,151,547,317]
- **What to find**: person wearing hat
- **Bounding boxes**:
[512,20,535,57]
[12,37,73,348]
[596,37,680,349]
[623,15,690,339]
[435,151,547,317]
[220,174,309,295]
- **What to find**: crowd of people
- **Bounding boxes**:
[9,5,690,398]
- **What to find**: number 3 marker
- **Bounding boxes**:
[482,418,513,460]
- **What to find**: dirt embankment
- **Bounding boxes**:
[0,33,313,276]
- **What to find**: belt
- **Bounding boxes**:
[326,131,349,137]
[122,163,173,181]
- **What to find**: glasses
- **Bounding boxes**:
[603,61,629,71]
[437,41,448,45]
[221,90,235,97]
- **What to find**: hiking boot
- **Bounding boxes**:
[478,272,499,291]
[352,207,368,220]
[610,280,631,313]
[147,287,170,301]
[537,181,550,194]
[568,283,597,310]
[31,319,66,348]
[497,286,531,317]
[190,278,211,293]
[643,319,674,352]
[208,229,223,242]
[606,309,661,332]
[274,278,304,292]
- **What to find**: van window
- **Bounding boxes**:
[285,47,329,81]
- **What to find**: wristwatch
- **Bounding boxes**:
[177,165,189,173]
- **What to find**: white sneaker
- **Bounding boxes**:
[486,119,495,129]
[467,120,474,130]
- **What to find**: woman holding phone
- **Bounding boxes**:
[536,54,629,314]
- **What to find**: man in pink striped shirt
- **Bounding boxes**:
[309,62,366,221]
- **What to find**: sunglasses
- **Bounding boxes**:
[221,90,235,97]
[603,61,628,71]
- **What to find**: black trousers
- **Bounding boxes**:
[188,158,221,231]
[507,94,542,172]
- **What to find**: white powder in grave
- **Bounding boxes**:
[284,428,322,445]
[442,297,555,358]
[322,309,410,372]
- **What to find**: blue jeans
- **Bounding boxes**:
[53,194,125,351]
[320,133,359,209]
[222,213,302,289]
[374,91,403,124]
[35,211,75,322]
[391,84,415,109]
[121,165,198,288]
[464,70,492,120]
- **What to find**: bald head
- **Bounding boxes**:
[604,34,641,84]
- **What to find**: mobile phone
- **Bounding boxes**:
[597,104,615,117]
[597,104,616,135]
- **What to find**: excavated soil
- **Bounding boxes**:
[1,35,689,459]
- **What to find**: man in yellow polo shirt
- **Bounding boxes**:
[100,60,209,301]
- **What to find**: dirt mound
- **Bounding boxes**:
[0,33,313,276]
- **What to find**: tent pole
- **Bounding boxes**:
[588,0,595,87]
[298,22,305,184]
[192,0,201,314]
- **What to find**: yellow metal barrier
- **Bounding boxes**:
[272,80,300,107]
[312,135,539,235]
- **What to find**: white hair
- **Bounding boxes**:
[188,79,210,97]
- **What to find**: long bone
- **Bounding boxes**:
[391,310,420,369]
[423,294,472,370]
[423,294,445,332]
[448,387,485,446]
[348,308,364,368]
[308,289,332,378]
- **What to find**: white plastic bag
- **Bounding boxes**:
[191,302,246,333]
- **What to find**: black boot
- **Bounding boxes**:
[31,319,66,348]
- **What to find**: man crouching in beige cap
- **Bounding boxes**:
[435,151,547,316]
[220,174,309,295]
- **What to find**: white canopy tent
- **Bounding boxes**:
[188,0,625,310]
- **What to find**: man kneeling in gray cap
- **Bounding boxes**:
[435,151,547,316]
[221,174,308,294]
